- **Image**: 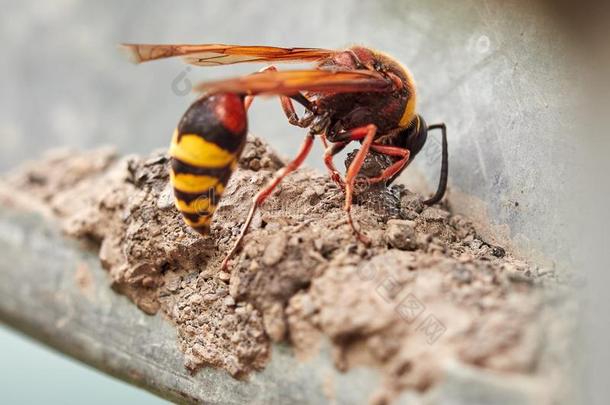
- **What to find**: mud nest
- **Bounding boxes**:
[0,135,572,403]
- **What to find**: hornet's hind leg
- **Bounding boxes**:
[222,66,317,270]
[221,132,315,270]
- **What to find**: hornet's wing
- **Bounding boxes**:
[121,43,338,66]
[193,69,393,95]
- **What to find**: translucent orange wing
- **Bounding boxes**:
[193,69,393,95]
[121,43,337,66]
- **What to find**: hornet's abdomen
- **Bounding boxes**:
[169,93,247,234]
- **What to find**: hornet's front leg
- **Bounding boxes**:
[245,65,315,127]
[337,124,378,245]
[323,140,348,190]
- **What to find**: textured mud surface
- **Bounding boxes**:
[0,136,572,402]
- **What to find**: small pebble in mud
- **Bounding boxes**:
[262,233,287,266]
[263,303,287,342]
[384,219,417,250]
[249,158,262,171]
[491,245,506,258]
[420,206,450,221]
[223,296,236,307]
[452,265,474,284]
[165,274,182,292]
[156,183,174,210]
[142,276,156,288]
[189,294,203,305]
[401,190,425,214]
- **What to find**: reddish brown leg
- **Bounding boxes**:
[244,65,275,110]
[342,124,377,245]
[245,65,314,127]
[243,95,255,110]
[364,144,411,184]
[221,133,315,270]
[279,93,315,128]
[323,140,348,189]
[320,133,330,149]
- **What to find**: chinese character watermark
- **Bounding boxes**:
[356,261,447,345]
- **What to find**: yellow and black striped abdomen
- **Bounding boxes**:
[169,93,247,234]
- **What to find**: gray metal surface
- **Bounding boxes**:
[0,0,593,403]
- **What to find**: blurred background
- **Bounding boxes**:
[1,0,609,403]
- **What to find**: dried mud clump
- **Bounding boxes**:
[0,136,566,400]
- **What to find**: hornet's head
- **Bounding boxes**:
[401,114,428,159]
[395,115,448,206]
